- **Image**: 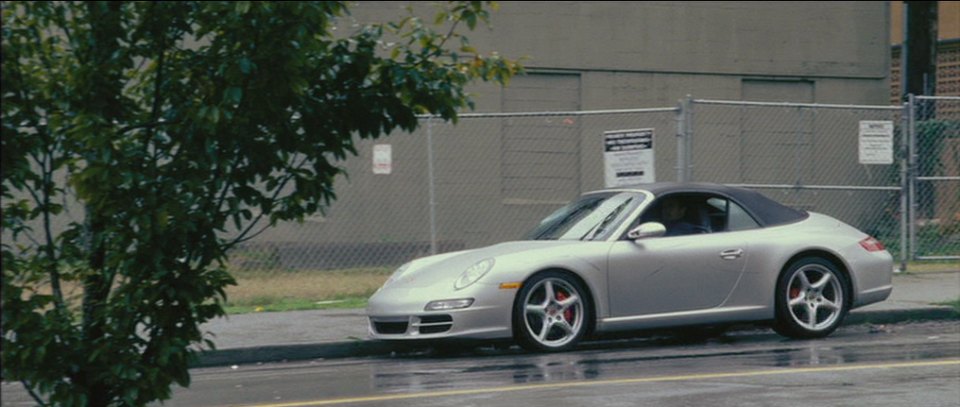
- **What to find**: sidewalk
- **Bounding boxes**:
[195,271,959,367]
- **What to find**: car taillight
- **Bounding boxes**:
[859,236,885,252]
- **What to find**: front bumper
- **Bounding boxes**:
[366,284,516,340]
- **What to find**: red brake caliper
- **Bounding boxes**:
[556,290,574,323]
[790,285,801,301]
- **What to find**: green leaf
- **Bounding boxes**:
[235,1,251,14]
[224,87,243,105]
[463,10,477,29]
[238,57,253,75]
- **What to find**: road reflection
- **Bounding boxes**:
[369,328,960,394]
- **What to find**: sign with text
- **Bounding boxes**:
[858,121,894,165]
[604,128,655,187]
[373,144,392,174]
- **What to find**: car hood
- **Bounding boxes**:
[388,240,597,289]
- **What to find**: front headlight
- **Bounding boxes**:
[454,258,495,290]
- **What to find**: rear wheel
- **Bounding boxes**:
[513,271,591,352]
[773,257,849,339]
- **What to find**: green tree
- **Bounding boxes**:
[1,2,519,405]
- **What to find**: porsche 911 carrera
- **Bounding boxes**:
[366,183,893,351]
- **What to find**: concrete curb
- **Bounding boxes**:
[843,306,958,325]
[192,306,958,368]
[193,341,402,368]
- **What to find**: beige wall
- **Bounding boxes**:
[891,1,960,44]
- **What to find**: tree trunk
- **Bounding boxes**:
[76,205,113,407]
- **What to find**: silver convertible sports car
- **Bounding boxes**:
[367,183,893,351]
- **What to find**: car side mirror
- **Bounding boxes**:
[627,222,667,240]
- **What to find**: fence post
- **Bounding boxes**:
[899,101,910,272]
[907,94,917,261]
[426,117,438,255]
[676,95,693,182]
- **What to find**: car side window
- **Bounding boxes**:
[706,196,760,232]
[727,199,761,231]
[635,193,711,237]
[705,197,728,231]
[631,193,761,238]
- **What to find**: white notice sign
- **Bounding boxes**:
[373,144,392,174]
[858,121,894,165]
[603,128,655,187]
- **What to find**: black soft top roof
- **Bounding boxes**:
[604,182,809,227]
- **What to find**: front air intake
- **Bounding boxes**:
[417,314,453,334]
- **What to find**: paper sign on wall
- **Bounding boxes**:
[604,128,655,187]
[373,144,392,174]
[858,121,894,165]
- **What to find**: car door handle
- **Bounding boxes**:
[720,249,743,260]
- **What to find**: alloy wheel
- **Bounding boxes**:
[522,277,585,348]
[785,264,844,332]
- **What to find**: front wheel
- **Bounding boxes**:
[513,271,591,352]
[773,257,849,339]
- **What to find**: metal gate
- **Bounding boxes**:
[908,95,960,261]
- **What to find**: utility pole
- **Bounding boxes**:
[901,2,939,231]
[901,1,938,106]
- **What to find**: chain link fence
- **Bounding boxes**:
[232,95,960,274]
[910,95,960,260]
[11,96,946,276]
[686,99,906,260]
[229,108,680,273]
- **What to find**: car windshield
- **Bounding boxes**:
[526,192,644,241]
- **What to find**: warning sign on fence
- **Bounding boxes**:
[858,121,894,165]
[604,128,655,187]
[373,144,392,174]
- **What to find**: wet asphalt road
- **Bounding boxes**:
[3,321,959,406]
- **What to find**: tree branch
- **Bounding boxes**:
[436,15,461,51]
[41,147,66,313]
[116,120,174,136]
[143,16,167,268]
[19,229,42,248]
[23,139,67,312]
[228,221,272,246]
[47,2,74,49]
[20,380,49,407]
[222,156,310,250]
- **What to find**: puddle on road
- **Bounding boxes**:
[367,324,960,392]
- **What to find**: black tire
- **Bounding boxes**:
[512,271,592,352]
[773,257,850,339]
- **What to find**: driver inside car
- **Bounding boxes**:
[660,197,707,236]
